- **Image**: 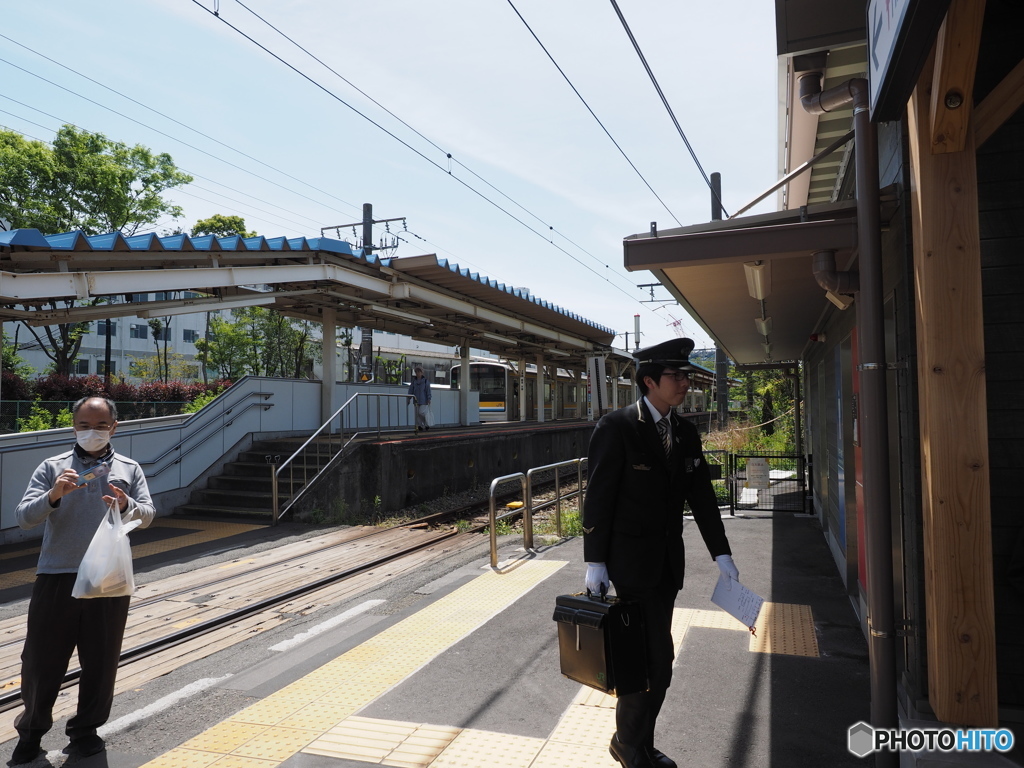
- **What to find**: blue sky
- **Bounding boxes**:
[2,0,780,352]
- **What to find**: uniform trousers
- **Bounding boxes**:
[613,556,680,749]
[15,573,131,742]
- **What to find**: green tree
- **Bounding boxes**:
[20,302,91,376]
[193,314,250,380]
[0,125,192,235]
[2,329,33,378]
[0,132,56,231]
[192,214,256,238]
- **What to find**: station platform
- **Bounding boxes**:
[1,508,873,768]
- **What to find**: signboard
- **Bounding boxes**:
[744,457,771,490]
[868,0,951,121]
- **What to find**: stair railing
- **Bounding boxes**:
[271,392,416,523]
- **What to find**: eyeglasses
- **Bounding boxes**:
[660,371,690,382]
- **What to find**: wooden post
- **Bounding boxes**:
[907,49,997,726]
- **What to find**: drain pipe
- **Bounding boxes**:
[800,73,898,764]
[812,249,859,295]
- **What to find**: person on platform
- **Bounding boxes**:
[409,365,432,433]
[582,338,738,768]
[9,397,154,764]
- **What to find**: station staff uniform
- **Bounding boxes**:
[583,338,737,768]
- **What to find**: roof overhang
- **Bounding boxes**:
[624,200,859,364]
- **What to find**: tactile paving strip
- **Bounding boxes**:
[431,728,545,768]
[138,559,565,768]
[749,601,819,657]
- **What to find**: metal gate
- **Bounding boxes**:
[728,452,807,514]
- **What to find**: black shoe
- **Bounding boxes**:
[647,746,677,768]
[8,738,42,766]
[609,734,654,768]
[63,735,105,758]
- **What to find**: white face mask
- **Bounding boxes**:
[76,429,110,453]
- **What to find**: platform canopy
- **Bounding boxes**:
[0,230,617,369]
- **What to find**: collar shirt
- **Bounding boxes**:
[643,396,672,442]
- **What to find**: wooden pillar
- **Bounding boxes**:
[907,44,996,726]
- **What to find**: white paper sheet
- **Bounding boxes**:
[710,574,764,630]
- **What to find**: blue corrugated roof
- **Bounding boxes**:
[2,228,614,339]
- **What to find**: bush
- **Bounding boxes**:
[17,400,73,432]
[1,370,32,401]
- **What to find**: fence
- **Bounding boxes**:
[0,400,191,432]
[728,451,806,514]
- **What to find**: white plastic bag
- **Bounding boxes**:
[426,406,435,427]
[72,500,141,599]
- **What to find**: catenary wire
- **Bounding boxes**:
[0,34,362,217]
[226,0,632,279]
[608,0,729,218]
[504,0,682,228]
[189,0,648,305]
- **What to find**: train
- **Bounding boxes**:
[449,360,708,422]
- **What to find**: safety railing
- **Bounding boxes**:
[487,457,587,568]
[526,458,587,540]
[271,392,415,523]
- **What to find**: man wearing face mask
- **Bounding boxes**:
[9,396,154,765]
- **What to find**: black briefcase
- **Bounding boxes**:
[552,592,648,697]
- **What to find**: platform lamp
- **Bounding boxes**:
[743,261,771,300]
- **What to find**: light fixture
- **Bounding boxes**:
[743,261,771,300]
[545,348,571,357]
[762,342,772,356]
[754,316,773,336]
[825,291,854,310]
[365,304,433,324]
[136,294,278,318]
[479,331,512,344]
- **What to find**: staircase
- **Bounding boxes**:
[175,436,338,519]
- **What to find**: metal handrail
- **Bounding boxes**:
[142,399,274,477]
[271,392,416,523]
[487,456,588,568]
[487,472,527,568]
[525,457,587,540]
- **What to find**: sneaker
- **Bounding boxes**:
[8,738,42,766]
[63,734,105,758]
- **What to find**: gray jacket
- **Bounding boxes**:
[16,448,155,574]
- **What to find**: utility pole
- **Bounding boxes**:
[321,204,406,381]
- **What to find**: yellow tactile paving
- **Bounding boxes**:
[431,729,545,768]
[230,726,320,761]
[305,716,461,767]
[0,519,264,591]
[140,559,565,768]
[749,601,819,657]
[531,740,618,768]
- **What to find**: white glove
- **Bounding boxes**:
[585,562,609,596]
[716,554,739,589]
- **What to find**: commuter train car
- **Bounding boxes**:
[449,361,706,422]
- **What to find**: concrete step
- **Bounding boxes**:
[173,504,272,521]
[223,460,329,477]
[193,488,275,509]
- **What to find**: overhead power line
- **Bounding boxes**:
[189,0,652,307]
[608,0,729,218]
[228,0,628,284]
[504,0,682,228]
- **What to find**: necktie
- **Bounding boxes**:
[657,417,671,457]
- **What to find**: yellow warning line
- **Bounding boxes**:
[140,559,566,768]
[0,519,264,591]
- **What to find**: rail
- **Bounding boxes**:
[271,392,415,522]
[487,457,587,568]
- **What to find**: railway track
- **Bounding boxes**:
[0,474,582,733]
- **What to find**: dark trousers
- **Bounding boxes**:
[614,562,679,749]
[15,573,130,742]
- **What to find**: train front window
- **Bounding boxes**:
[474,366,505,405]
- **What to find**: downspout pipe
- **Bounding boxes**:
[800,73,898,765]
[813,249,859,294]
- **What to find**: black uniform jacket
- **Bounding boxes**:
[582,399,731,594]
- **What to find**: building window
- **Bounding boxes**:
[97,360,116,376]
[152,326,171,341]
[130,324,149,339]
[131,293,148,303]
[183,329,199,343]
[97,320,117,337]
[73,359,90,375]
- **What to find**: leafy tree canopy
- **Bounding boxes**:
[192,214,256,239]
[0,125,192,235]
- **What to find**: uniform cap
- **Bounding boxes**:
[634,337,697,370]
